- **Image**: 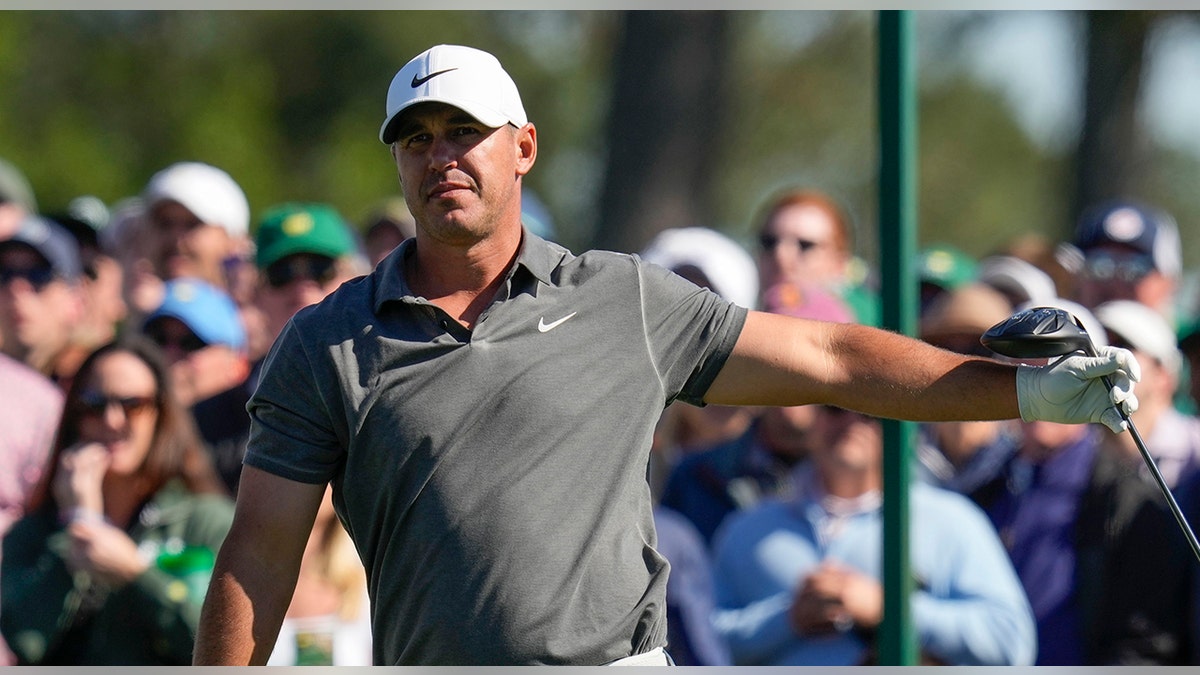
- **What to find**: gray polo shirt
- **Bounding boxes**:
[244,232,747,665]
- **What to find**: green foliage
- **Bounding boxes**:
[919,74,1072,257]
[0,10,1195,267]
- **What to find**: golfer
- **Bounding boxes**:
[193,44,1139,666]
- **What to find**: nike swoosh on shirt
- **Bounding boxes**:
[411,68,458,88]
[538,312,577,333]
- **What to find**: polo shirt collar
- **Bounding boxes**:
[373,228,565,313]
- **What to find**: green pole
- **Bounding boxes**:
[877,9,918,666]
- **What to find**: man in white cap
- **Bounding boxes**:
[1094,299,1200,490]
[141,160,252,296]
[196,44,1142,666]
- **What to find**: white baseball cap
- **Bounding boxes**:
[978,255,1058,307]
[379,44,528,144]
[1094,299,1182,376]
[639,227,759,310]
[143,161,250,238]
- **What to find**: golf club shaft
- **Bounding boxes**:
[1103,373,1200,563]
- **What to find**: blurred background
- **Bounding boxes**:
[2,10,1198,279]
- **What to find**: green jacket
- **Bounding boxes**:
[1,480,234,665]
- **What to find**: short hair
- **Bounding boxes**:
[753,188,855,255]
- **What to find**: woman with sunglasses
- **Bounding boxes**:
[0,334,234,665]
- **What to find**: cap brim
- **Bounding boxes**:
[379,97,512,144]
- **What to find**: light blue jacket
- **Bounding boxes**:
[711,467,1036,666]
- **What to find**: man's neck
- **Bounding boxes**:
[405,226,522,328]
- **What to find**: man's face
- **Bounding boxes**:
[256,253,348,341]
[389,102,535,244]
[757,203,848,291]
[810,405,881,475]
[1075,244,1173,314]
[757,403,820,462]
[0,244,81,363]
[146,200,234,287]
[144,316,245,407]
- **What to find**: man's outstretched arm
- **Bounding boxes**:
[193,465,327,665]
[707,310,1137,427]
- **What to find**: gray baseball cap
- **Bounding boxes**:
[0,215,82,282]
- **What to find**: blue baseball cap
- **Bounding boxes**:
[143,277,246,351]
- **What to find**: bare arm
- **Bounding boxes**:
[193,466,327,665]
[705,311,1020,421]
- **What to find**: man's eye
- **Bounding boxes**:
[452,126,479,138]
[399,132,431,148]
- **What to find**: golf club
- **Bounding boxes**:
[981,306,1200,563]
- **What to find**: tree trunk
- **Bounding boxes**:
[1074,10,1154,220]
[592,11,732,253]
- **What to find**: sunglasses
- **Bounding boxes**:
[265,255,337,289]
[759,234,822,254]
[1082,251,1153,283]
[145,323,208,354]
[77,390,157,418]
[0,266,57,292]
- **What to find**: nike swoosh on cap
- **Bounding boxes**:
[411,68,458,88]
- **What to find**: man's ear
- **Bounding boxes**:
[515,123,537,177]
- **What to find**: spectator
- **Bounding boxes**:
[652,504,730,666]
[982,418,1191,664]
[141,161,251,293]
[660,281,854,543]
[977,253,1058,309]
[0,355,64,536]
[100,197,163,319]
[267,484,371,666]
[47,199,129,387]
[142,278,249,494]
[139,162,263,360]
[711,403,1036,666]
[1093,299,1200,490]
[753,188,855,293]
[1,335,234,664]
[360,197,416,268]
[640,226,760,497]
[0,353,63,666]
[198,202,365,495]
[0,158,37,241]
[976,303,1191,665]
[751,187,878,325]
[1070,199,1182,325]
[254,202,367,346]
[915,283,1020,502]
[917,243,977,316]
[0,215,86,387]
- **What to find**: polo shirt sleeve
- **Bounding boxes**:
[243,318,345,484]
[635,257,748,406]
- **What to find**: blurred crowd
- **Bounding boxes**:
[2,154,1200,665]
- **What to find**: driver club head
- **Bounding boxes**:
[980,306,1097,359]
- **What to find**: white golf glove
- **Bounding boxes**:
[1015,345,1141,433]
